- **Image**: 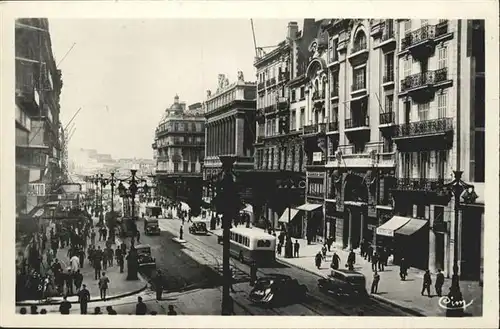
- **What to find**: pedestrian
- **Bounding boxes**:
[167,305,177,315]
[102,248,108,271]
[99,272,110,301]
[135,296,147,315]
[347,249,356,271]
[399,257,407,281]
[360,238,366,258]
[179,225,183,240]
[249,261,258,286]
[93,251,102,280]
[136,230,140,243]
[321,244,327,259]
[315,251,322,269]
[371,251,379,272]
[90,230,96,245]
[378,248,385,271]
[106,306,117,315]
[78,247,85,268]
[65,268,74,295]
[59,296,72,314]
[421,269,432,297]
[293,240,300,258]
[383,247,389,266]
[435,269,444,297]
[229,267,236,293]
[102,227,108,241]
[70,254,80,273]
[93,307,102,315]
[327,236,334,252]
[367,244,373,263]
[276,242,282,256]
[116,250,124,273]
[108,247,114,267]
[77,284,90,314]
[74,269,83,291]
[152,270,164,301]
[371,271,380,294]
[331,252,340,270]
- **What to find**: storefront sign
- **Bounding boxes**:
[27,183,45,196]
[376,227,395,237]
[313,152,323,162]
[367,224,376,231]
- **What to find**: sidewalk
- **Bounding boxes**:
[276,237,482,317]
[17,217,147,306]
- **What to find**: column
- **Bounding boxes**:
[235,117,244,156]
[207,124,211,156]
[217,121,222,155]
[222,119,227,155]
[231,117,235,155]
[428,205,436,272]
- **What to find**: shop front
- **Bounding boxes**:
[296,202,323,243]
[278,207,301,238]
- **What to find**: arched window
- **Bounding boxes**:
[353,30,367,53]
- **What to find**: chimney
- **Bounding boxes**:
[287,21,299,41]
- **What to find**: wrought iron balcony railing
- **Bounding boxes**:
[277,97,289,110]
[383,72,394,83]
[307,190,324,198]
[401,68,448,92]
[270,77,276,86]
[345,116,369,129]
[328,121,339,132]
[381,28,395,42]
[351,42,368,54]
[303,124,317,135]
[264,105,276,114]
[394,117,453,138]
[257,82,265,90]
[318,123,327,134]
[278,71,290,82]
[256,135,264,143]
[401,21,449,50]
[379,112,395,125]
[266,79,272,87]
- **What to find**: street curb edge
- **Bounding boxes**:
[276,258,425,317]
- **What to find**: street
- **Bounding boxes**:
[132,217,411,316]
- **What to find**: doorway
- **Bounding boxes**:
[435,232,445,271]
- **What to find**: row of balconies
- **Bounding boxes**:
[401,68,448,92]
[257,71,291,91]
[401,20,449,51]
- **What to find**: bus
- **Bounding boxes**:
[223,227,277,265]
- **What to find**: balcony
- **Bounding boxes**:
[266,77,276,87]
[278,71,290,83]
[256,135,264,144]
[393,117,454,151]
[277,97,289,111]
[345,116,370,139]
[400,68,451,100]
[391,177,450,198]
[258,82,265,91]
[401,21,451,58]
[318,123,327,134]
[307,190,324,199]
[303,124,317,135]
[379,27,396,49]
[264,105,276,114]
[256,108,265,121]
[351,82,366,93]
[266,79,272,87]
[327,121,339,133]
[348,42,369,64]
[379,111,395,126]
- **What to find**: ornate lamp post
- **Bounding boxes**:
[215,156,239,315]
[99,174,109,224]
[443,170,477,317]
[93,175,99,217]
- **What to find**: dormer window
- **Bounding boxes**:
[352,31,367,54]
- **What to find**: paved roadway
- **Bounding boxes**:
[131,217,411,316]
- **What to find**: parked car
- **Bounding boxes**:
[189,221,208,235]
[317,269,368,298]
[136,244,156,267]
[249,274,307,307]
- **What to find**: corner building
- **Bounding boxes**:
[152,95,205,214]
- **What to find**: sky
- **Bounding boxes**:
[49,19,302,160]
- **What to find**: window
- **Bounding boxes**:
[191,163,196,173]
[300,87,305,99]
[353,31,367,52]
[353,67,366,90]
[291,110,296,130]
[438,92,447,118]
[329,38,338,62]
[438,45,448,69]
[418,102,429,121]
[384,53,394,82]
[402,152,411,177]
[299,108,305,128]
[332,71,339,96]
[418,151,429,179]
[436,150,447,179]
[174,122,179,131]
[331,105,338,122]
[404,58,411,77]
[291,90,296,102]
[183,162,189,173]
[385,94,394,113]
[173,162,179,172]
[404,20,412,35]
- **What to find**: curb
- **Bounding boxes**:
[276,258,425,317]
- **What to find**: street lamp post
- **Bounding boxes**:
[94,176,99,217]
[444,170,476,317]
[215,156,238,315]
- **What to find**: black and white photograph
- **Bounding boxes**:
[1,1,498,328]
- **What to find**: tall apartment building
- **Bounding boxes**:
[203,73,256,208]
[152,95,205,214]
[294,18,484,281]
[15,18,63,216]
[252,20,320,233]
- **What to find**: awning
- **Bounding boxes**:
[376,216,411,237]
[296,203,322,212]
[278,208,300,223]
[241,204,253,214]
[395,218,428,236]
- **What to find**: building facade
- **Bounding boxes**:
[203,73,256,209]
[152,95,205,214]
[294,18,484,281]
[15,18,63,217]
[253,20,321,233]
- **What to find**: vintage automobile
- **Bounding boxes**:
[189,221,208,235]
[248,274,308,307]
[317,269,368,298]
[136,244,156,267]
[143,217,160,235]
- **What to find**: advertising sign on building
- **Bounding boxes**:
[313,152,323,162]
[27,183,45,196]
